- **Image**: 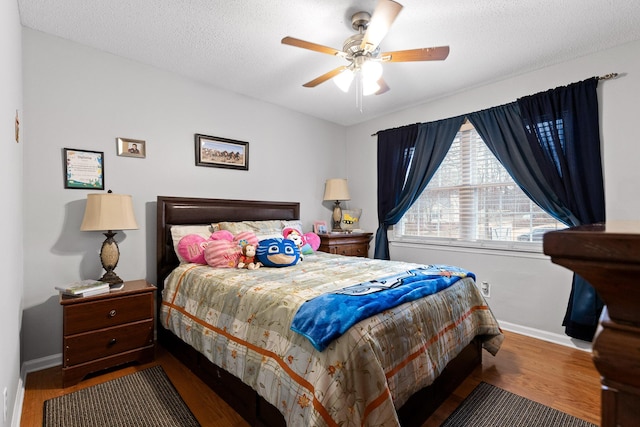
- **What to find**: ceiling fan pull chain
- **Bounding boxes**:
[356,72,364,112]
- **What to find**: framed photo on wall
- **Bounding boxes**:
[116,137,146,158]
[64,148,104,190]
[195,133,249,171]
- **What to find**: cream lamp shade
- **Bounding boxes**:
[81,191,138,286]
[323,178,351,231]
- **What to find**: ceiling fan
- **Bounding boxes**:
[281,0,449,96]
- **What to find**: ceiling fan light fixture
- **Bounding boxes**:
[361,60,383,82]
[362,78,380,96]
[334,68,354,92]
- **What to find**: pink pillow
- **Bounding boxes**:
[204,231,258,268]
[209,230,234,241]
[304,232,320,251]
[177,234,210,264]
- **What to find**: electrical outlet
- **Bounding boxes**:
[3,386,7,422]
[480,281,491,298]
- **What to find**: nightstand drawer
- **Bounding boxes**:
[64,293,153,335]
[64,319,154,366]
[335,244,368,257]
[318,232,373,258]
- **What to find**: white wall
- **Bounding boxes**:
[346,39,640,345]
[21,29,346,362]
[0,0,23,425]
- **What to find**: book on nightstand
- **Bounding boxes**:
[56,279,110,297]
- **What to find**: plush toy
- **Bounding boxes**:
[282,227,320,256]
[177,234,211,264]
[283,228,305,260]
[237,243,261,270]
[204,230,259,268]
[256,237,300,267]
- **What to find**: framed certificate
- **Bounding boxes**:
[64,148,104,190]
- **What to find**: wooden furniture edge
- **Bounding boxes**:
[543,221,640,427]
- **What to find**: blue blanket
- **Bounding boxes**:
[291,265,475,351]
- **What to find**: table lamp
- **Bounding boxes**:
[323,178,351,231]
[80,191,139,286]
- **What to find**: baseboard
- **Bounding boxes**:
[11,374,23,427]
[498,320,592,351]
[12,353,62,427]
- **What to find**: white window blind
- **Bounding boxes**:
[397,123,565,245]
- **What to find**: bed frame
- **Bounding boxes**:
[156,196,481,426]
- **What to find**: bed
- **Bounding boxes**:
[156,196,503,426]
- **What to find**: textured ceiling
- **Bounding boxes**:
[17,0,640,126]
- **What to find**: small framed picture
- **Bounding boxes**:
[314,221,328,235]
[195,133,249,171]
[116,137,146,158]
[64,148,104,190]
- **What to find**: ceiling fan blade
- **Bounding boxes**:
[375,78,390,95]
[281,36,345,57]
[380,46,450,62]
[360,0,403,54]
[303,66,348,88]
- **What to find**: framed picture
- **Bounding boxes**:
[314,221,328,235]
[64,148,104,190]
[116,137,146,158]
[195,133,249,171]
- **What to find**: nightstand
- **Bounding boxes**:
[318,232,373,257]
[60,279,156,387]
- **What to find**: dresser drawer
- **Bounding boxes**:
[318,232,372,258]
[334,244,368,257]
[64,293,153,335]
[64,319,154,366]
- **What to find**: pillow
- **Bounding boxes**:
[304,232,320,252]
[341,209,362,231]
[215,220,284,240]
[256,238,300,267]
[177,234,210,264]
[170,225,214,263]
[281,220,303,233]
[204,231,259,268]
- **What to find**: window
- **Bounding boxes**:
[396,122,565,246]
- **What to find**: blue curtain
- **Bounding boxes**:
[468,103,578,225]
[517,78,605,341]
[374,116,464,259]
[468,79,604,341]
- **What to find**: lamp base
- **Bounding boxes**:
[99,270,124,286]
[99,231,124,286]
[332,201,343,232]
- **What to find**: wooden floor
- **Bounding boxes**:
[21,330,601,426]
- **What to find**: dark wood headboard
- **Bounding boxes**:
[156,196,300,287]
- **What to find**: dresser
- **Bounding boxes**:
[60,279,156,387]
[318,232,373,257]
[543,222,640,427]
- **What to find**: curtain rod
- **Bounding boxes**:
[598,73,618,80]
[371,72,619,137]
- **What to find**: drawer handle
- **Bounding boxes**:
[108,338,117,346]
[108,309,117,318]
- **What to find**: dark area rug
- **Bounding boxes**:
[43,365,200,427]
[441,382,597,427]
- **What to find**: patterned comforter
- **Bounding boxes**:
[161,252,503,426]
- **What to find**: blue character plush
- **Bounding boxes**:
[256,238,300,267]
